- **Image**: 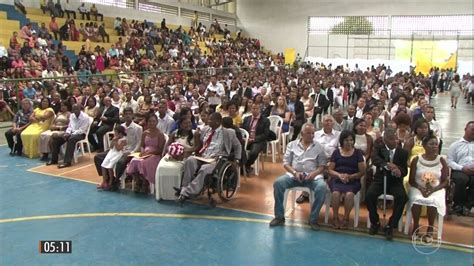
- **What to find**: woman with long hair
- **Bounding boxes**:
[271,95,291,132]
[126,114,166,193]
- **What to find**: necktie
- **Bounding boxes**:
[315,93,320,107]
[199,129,215,155]
[389,149,395,162]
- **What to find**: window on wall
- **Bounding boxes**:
[309,15,474,36]
[391,15,474,36]
[308,16,389,35]
[80,0,134,9]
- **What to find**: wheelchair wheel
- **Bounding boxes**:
[217,161,239,201]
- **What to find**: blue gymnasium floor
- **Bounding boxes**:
[0,146,472,265]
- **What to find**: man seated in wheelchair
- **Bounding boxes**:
[175,112,242,204]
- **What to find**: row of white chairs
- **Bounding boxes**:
[283,186,444,239]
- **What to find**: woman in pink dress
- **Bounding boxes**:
[126,114,166,193]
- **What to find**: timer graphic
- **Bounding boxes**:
[39,241,72,254]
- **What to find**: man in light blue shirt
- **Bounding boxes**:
[447,121,474,215]
[270,123,328,230]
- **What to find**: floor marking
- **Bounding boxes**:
[27,169,97,185]
[59,163,95,175]
[24,158,474,252]
[0,212,471,253]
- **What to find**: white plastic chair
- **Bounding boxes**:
[103,131,114,150]
[403,199,444,240]
[283,187,314,217]
[240,128,263,176]
[281,126,294,155]
[73,117,93,163]
[267,115,283,163]
[366,194,403,232]
[323,189,361,228]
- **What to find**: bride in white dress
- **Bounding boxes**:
[408,133,449,237]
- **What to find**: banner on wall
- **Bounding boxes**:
[284,48,296,65]
[394,40,457,74]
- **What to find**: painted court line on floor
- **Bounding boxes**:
[23,162,474,253]
[0,212,471,253]
[27,168,97,185]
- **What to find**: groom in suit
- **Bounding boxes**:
[88,96,119,152]
[365,127,408,240]
[242,102,270,174]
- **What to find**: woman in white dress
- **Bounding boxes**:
[449,74,463,109]
[155,117,197,200]
[98,125,127,191]
[408,132,448,238]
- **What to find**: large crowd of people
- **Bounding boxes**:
[1,2,473,243]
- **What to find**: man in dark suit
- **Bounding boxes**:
[288,90,305,141]
[365,127,408,240]
[88,96,119,152]
[310,86,329,125]
[242,102,270,174]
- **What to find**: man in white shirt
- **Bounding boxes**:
[156,99,174,134]
[207,76,225,97]
[447,121,474,215]
[120,91,138,116]
[47,104,90,168]
[270,124,328,230]
[355,98,368,119]
[94,107,143,190]
[422,105,443,139]
[297,114,341,203]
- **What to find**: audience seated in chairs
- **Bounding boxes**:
[365,127,408,240]
[88,97,120,153]
[94,107,143,191]
[5,98,32,156]
[328,130,366,230]
[126,114,166,194]
[241,102,270,174]
[269,123,328,231]
[447,121,474,216]
[47,104,90,168]
[408,131,448,238]
[175,112,242,204]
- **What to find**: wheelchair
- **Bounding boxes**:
[202,156,240,208]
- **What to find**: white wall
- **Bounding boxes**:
[236,0,474,55]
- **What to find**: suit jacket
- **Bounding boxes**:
[216,128,242,160]
[311,93,329,110]
[242,115,270,144]
[371,138,408,182]
[334,119,353,132]
[95,105,120,127]
[292,100,305,124]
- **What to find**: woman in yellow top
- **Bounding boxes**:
[225,101,242,127]
[21,98,55,158]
